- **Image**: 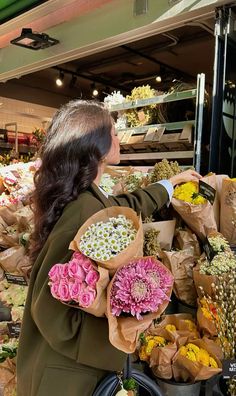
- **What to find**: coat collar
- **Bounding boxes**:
[89,183,114,208]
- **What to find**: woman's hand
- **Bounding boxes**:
[169,169,202,186]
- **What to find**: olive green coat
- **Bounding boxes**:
[17,183,168,396]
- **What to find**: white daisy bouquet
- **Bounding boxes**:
[70,207,143,274]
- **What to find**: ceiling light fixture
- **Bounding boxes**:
[91,83,99,97]
[56,72,64,87]
[10,28,59,50]
[155,75,162,83]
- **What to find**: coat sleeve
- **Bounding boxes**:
[111,183,169,219]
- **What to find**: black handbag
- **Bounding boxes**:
[92,355,164,396]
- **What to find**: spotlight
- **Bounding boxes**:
[91,83,99,96]
[155,75,162,83]
[56,72,64,87]
[10,28,59,50]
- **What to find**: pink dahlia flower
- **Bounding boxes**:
[110,257,173,320]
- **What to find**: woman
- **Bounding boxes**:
[17,100,201,396]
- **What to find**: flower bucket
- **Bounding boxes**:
[212,376,228,396]
[156,378,201,396]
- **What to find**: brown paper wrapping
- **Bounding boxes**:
[156,314,199,345]
[0,245,30,275]
[174,228,201,258]
[161,250,197,306]
[69,207,143,274]
[107,257,173,353]
[63,265,109,317]
[0,207,17,226]
[197,305,217,337]
[202,336,224,360]
[148,328,177,379]
[171,197,217,241]
[143,220,176,251]
[0,358,16,396]
[193,265,218,298]
[15,205,33,231]
[220,178,236,244]
[202,174,220,230]
[172,339,222,382]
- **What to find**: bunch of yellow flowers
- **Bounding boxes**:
[139,335,168,361]
[179,343,218,368]
[200,298,219,322]
[165,320,197,333]
[173,182,206,205]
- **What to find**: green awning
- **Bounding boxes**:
[0,0,46,24]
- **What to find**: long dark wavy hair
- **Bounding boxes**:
[30,100,113,261]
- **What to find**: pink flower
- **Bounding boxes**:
[85,269,99,287]
[59,264,69,279]
[79,287,96,308]
[110,257,173,320]
[50,281,60,300]
[72,252,94,273]
[57,279,71,301]
[69,279,82,301]
[68,259,85,282]
[48,264,63,282]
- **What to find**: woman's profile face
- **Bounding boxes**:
[105,125,120,165]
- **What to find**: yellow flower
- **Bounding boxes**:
[139,345,148,361]
[173,182,206,205]
[187,343,200,354]
[165,324,176,332]
[184,320,197,331]
[145,336,154,342]
[201,307,212,320]
[230,178,236,181]
[153,336,166,346]
[146,339,157,355]
[209,357,218,368]
[179,346,187,356]
[198,348,210,367]
[186,350,197,362]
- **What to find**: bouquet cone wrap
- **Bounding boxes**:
[107,257,173,353]
[202,174,220,229]
[156,314,199,345]
[0,358,16,396]
[0,246,29,274]
[202,336,224,360]
[143,219,176,251]
[161,250,197,306]
[171,197,217,241]
[70,206,143,274]
[174,227,201,258]
[193,265,218,298]
[172,339,222,382]
[197,303,217,337]
[220,178,236,244]
[148,328,177,379]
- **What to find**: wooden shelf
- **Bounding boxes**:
[116,120,195,135]
[120,151,194,161]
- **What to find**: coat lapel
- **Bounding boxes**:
[89,183,115,208]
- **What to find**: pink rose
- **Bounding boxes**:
[50,281,60,300]
[68,259,85,282]
[59,264,69,279]
[69,279,82,301]
[85,269,99,287]
[79,287,96,308]
[48,264,62,282]
[57,279,71,301]
[72,252,93,273]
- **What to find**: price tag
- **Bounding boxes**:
[223,359,236,379]
[7,322,21,338]
[199,180,216,205]
[5,272,28,286]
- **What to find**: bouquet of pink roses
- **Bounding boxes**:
[107,256,174,353]
[48,251,109,317]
